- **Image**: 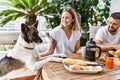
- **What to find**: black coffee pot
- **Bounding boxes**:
[85,38,102,61]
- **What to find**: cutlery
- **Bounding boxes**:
[66,64,104,67]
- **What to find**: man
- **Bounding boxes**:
[95,12,120,51]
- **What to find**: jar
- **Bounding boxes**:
[105,57,114,69]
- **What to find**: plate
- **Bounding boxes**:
[64,64,102,74]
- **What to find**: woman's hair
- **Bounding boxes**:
[60,7,80,30]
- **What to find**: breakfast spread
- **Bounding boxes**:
[62,58,102,73]
[98,50,120,66]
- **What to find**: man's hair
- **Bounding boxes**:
[111,12,120,19]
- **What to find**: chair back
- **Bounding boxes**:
[89,26,101,40]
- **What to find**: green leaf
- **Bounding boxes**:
[2,10,19,16]
[1,15,15,25]
[0,45,7,51]
[12,13,26,20]
[32,5,41,13]
[18,0,28,9]
[28,0,35,8]
[35,0,39,5]
[14,3,26,10]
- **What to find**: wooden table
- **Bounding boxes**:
[42,53,120,80]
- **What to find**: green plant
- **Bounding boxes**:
[0,0,53,26]
[80,37,87,46]
[0,45,7,51]
[90,0,111,26]
[44,0,111,29]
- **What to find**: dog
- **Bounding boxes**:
[0,21,65,77]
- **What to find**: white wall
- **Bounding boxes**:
[0,31,20,44]
[110,0,120,14]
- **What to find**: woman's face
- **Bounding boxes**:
[61,11,74,28]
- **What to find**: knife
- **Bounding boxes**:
[86,64,104,66]
[66,63,104,67]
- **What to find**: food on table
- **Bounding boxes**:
[62,58,96,65]
[69,64,97,71]
[107,50,120,58]
[106,50,120,66]
[108,50,115,55]
[106,52,114,57]
[114,50,120,58]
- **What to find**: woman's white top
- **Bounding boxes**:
[95,26,120,44]
[50,26,81,54]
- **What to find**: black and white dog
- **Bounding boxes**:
[0,22,65,76]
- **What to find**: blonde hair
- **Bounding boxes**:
[60,7,80,30]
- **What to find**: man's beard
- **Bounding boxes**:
[108,28,117,34]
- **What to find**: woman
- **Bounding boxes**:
[40,7,81,57]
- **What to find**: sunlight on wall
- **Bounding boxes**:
[110,0,120,14]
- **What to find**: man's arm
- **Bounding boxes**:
[95,39,120,51]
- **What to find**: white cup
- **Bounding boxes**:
[81,46,86,58]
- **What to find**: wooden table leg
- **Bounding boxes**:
[34,68,43,80]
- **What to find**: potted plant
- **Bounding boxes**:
[0,0,53,26]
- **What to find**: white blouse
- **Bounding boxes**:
[50,26,81,54]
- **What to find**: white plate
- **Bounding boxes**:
[64,64,102,74]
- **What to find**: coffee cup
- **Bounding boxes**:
[81,46,86,58]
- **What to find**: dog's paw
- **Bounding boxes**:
[47,57,64,62]
[52,54,67,58]
[28,66,37,73]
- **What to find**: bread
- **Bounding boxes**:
[69,64,97,71]
[115,50,120,54]
[114,57,120,66]
[108,50,115,55]
[69,65,88,70]
[88,66,97,70]
[62,58,96,65]
[115,50,120,56]
[107,50,120,58]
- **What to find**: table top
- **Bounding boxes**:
[42,53,120,80]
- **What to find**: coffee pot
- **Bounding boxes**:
[85,38,102,61]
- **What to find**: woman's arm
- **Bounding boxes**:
[39,37,56,57]
[75,39,80,52]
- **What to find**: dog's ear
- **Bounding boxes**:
[21,23,29,32]
[34,21,38,28]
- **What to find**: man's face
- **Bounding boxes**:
[108,17,120,34]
